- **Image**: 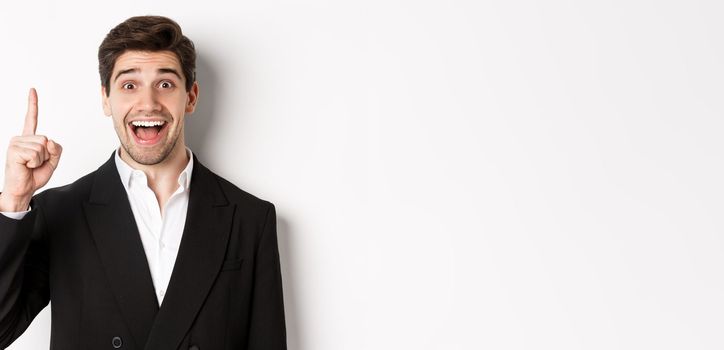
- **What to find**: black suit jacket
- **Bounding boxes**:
[0,153,287,350]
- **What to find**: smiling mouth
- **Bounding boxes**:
[129,120,168,143]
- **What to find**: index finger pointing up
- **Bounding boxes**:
[23,87,38,136]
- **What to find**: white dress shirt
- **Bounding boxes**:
[0,211,27,220]
[114,148,193,306]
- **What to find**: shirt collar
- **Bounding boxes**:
[114,147,194,192]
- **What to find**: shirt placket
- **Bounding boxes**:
[156,186,184,303]
[132,178,163,302]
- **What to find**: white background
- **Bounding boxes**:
[1,0,723,349]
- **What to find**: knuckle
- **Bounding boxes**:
[18,151,32,164]
[9,144,22,155]
[25,147,38,159]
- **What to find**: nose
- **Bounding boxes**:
[134,87,162,114]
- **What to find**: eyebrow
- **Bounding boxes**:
[113,67,183,83]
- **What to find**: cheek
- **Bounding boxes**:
[164,97,189,120]
[111,117,127,133]
[108,104,133,128]
[107,96,133,115]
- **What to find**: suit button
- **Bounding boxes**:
[189,345,200,350]
[112,336,123,348]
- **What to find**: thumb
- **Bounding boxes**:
[46,139,62,169]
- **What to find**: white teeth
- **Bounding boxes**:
[131,120,166,127]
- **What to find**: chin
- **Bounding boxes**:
[123,136,181,166]
[122,145,170,166]
[130,154,167,166]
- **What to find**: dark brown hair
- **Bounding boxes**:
[98,15,196,96]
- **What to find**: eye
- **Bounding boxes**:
[159,81,175,89]
[122,82,136,90]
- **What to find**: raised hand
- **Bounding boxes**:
[0,88,62,212]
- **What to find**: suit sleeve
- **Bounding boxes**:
[247,203,287,350]
[0,199,50,348]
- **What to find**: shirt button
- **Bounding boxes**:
[160,289,165,297]
[112,336,123,348]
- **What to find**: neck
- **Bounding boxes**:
[119,141,189,213]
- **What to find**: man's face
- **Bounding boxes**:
[102,50,198,166]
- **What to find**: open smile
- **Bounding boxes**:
[128,120,170,146]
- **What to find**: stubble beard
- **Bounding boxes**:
[121,126,181,166]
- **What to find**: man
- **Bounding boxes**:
[0,16,286,349]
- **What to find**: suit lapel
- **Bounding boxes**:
[83,154,159,349]
[143,156,236,350]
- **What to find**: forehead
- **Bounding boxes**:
[112,50,182,74]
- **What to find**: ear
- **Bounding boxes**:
[185,81,199,114]
[101,86,112,116]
